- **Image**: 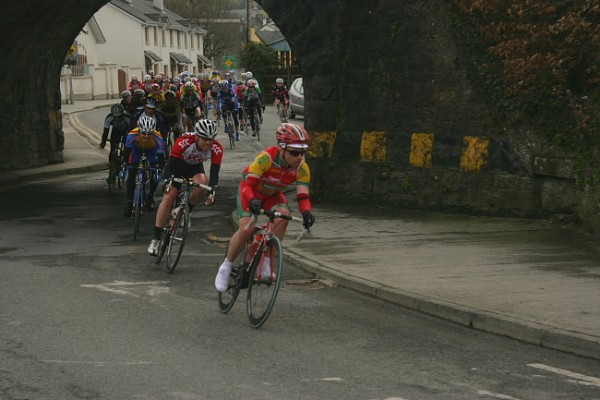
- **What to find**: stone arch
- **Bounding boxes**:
[0,0,582,220]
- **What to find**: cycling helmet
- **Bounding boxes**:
[246,71,253,79]
[131,75,138,81]
[236,80,243,86]
[276,78,284,84]
[134,88,145,97]
[144,74,151,81]
[219,79,229,88]
[247,79,257,88]
[165,90,176,99]
[137,115,156,133]
[276,123,310,149]
[151,83,160,90]
[148,70,154,76]
[194,119,218,140]
[121,90,132,98]
[145,98,157,108]
[184,81,195,91]
[111,103,124,116]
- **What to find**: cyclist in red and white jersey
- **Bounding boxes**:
[148,120,223,256]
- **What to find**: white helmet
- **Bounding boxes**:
[137,115,156,133]
[194,119,218,140]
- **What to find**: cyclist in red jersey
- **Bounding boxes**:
[148,120,223,256]
[214,123,315,292]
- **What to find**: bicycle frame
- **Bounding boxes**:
[217,209,308,328]
[155,176,212,273]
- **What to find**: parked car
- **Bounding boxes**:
[288,77,304,118]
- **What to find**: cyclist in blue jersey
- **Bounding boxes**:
[122,116,165,217]
[216,80,241,140]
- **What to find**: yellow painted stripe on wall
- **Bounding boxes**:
[460,136,489,172]
[410,133,434,168]
[308,131,337,159]
[360,131,387,162]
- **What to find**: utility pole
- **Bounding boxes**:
[246,0,251,44]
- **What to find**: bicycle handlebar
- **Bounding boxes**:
[245,210,309,242]
[170,176,212,192]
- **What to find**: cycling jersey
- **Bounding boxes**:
[170,133,224,166]
[241,146,310,199]
[217,88,239,112]
[124,128,165,164]
[181,92,201,110]
[272,85,289,101]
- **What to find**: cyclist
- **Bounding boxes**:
[100,103,132,183]
[122,116,165,217]
[214,123,316,292]
[131,88,147,112]
[157,90,183,139]
[147,83,165,104]
[207,78,220,120]
[244,79,264,136]
[120,90,136,115]
[272,78,290,121]
[234,80,247,131]
[131,98,167,138]
[181,81,203,132]
[147,119,223,256]
[128,75,142,92]
[216,80,241,140]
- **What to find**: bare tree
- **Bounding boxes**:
[166,0,245,66]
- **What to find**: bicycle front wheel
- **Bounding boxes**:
[217,243,247,314]
[165,205,189,273]
[246,236,284,328]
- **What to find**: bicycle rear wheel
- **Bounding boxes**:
[246,236,284,328]
[255,110,261,141]
[132,185,143,241]
[217,243,247,313]
[165,205,189,273]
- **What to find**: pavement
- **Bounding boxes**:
[1,99,599,361]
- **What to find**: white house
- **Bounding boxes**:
[61,0,210,102]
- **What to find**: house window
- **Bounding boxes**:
[191,34,194,49]
[170,29,174,47]
[154,26,158,45]
[145,27,151,45]
[177,31,181,48]
[184,33,188,49]
[162,29,166,47]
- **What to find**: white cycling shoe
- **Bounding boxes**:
[215,262,232,293]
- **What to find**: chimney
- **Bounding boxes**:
[153,0,164,11]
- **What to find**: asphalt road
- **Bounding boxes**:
[1,107,599,400]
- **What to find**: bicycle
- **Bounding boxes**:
[127,154,157,241]
[107,140,124,194]
[222,110,236,149]
[245,106,261,141]
[274,98,289,123]
[154,177,213,274]
[217,210,308,328]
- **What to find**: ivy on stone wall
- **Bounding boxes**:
[240,41,277,87]
[452,0,600,186]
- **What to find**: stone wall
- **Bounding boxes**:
[260,0,581,219]
[0,0,107,170]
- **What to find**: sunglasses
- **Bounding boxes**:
[141,131,152,135]
[287,149,306,157]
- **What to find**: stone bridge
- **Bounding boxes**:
[2,0,593,226]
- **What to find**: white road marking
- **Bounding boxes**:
[317,377,344,381]
[478,390,523,400]
[81,280,170,297]
[42,360,152,366]
[528,363,600,388]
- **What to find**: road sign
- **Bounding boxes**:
[222,56,237,70]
